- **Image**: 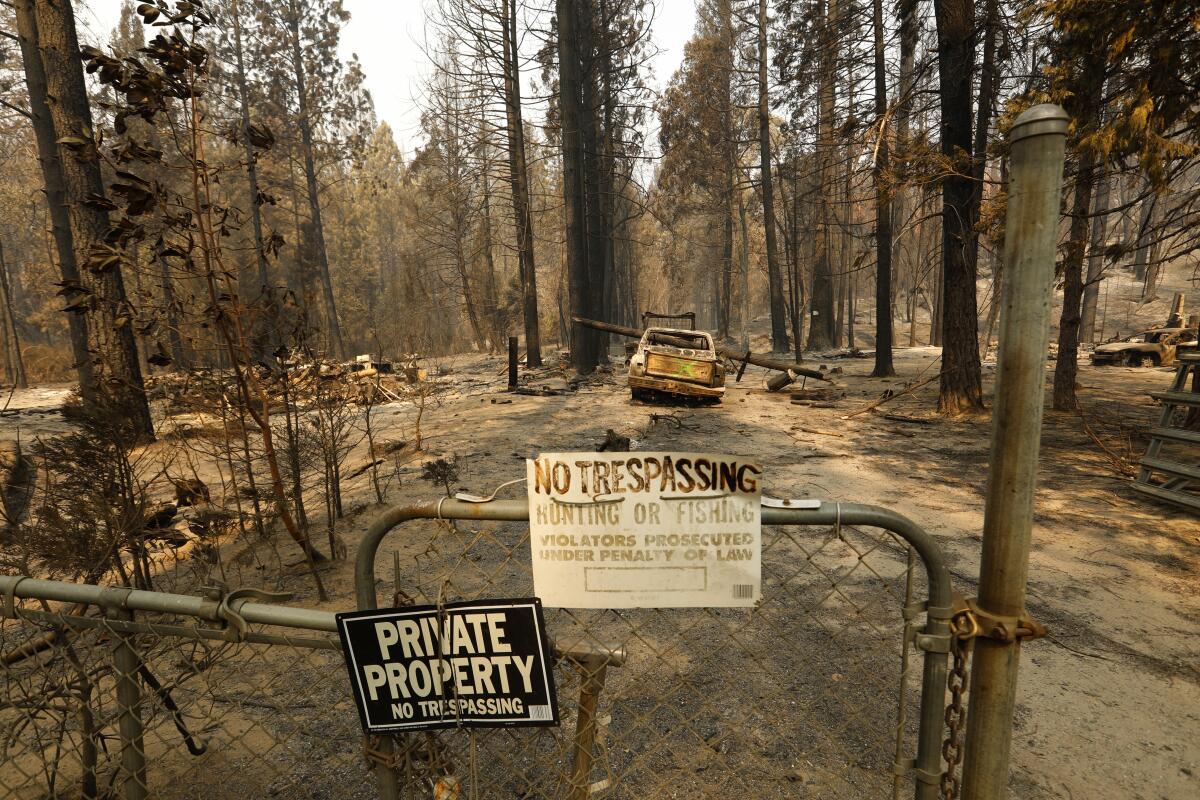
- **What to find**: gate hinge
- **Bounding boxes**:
[951,593,1048,644]
[913,630,952,653]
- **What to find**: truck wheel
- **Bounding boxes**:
[1125,353,1144,367]
[631,388,650,402]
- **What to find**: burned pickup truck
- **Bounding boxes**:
[628,327,726,403]
[1090,327,1198,367]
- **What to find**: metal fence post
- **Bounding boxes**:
[960,103,1068,800]
[566,655,609,800]
[508,336,519,390]
[109,606,149,800]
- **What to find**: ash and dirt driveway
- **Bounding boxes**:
[2,344,1197,798]
[341,345,1197,800]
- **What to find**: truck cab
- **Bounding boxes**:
[628,327,726,403]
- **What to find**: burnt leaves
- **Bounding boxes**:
[55,280,93,315]
[77,0,283,304]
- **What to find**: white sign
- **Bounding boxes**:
[527,452,762,608]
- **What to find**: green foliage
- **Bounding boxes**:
[1036,0,1200,185]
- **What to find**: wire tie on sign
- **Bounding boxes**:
[455,477,526,504]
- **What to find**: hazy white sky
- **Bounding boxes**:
[78,0,698,157]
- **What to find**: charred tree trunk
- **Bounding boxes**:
[758,0,788,352]
[1053,157,1098,411]
[579,1,608,359]
[893,0,918,322]
[933,0,982,413]
[716,0,733,342]
[720,166,734,341]
[557,0,596,372]
[479,169,504,353]
[787,163,806,360]
[1131,191,1157,282]
[453,211,488,352]
[598,0,617,352]
[835,267,846,347]
[287,0,344,358]
[156,251,187,370]
[870,0,894,376]
[503,0,542,366]
[0,240,28,388]
[1053,55,1106,412]
[231,0,275,360]
[807,0,837,351]
[967,0,999,271]
[1079,165,1111,343]
[34,0,153,436]
[982,157,1010,354]
[737,188,751,346]
[14,0,94,397]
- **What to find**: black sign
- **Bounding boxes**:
[337,598,559,732]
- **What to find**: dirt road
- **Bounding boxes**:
[313,344,1198,799]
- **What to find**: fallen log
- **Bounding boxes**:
[572,316,828,381]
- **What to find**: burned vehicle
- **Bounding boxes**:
[628,327,726,403]
[1090,327,1198,367]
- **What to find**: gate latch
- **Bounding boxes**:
[951,594,1048,644]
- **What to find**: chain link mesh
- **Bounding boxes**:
[371,516,930,799]
[0,598,367,800]
[2,517,937,799]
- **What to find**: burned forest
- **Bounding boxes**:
[1,1,1199,800]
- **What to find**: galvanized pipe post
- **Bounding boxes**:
[960,104,1068,799]
[109,606,149,800]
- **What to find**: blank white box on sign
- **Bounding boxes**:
[585,566,707,593]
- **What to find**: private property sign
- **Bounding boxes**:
[336,599,559,732]
[527,452,762,608]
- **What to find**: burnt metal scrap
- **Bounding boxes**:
[1091,292,1199,367]
[1091,327,1198,367]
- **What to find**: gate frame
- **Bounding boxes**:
[355,496,952,800]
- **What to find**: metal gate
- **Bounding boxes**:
[355,496,952,800]
[1,495,952,800]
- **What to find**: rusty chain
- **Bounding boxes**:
[939,612,974,800]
